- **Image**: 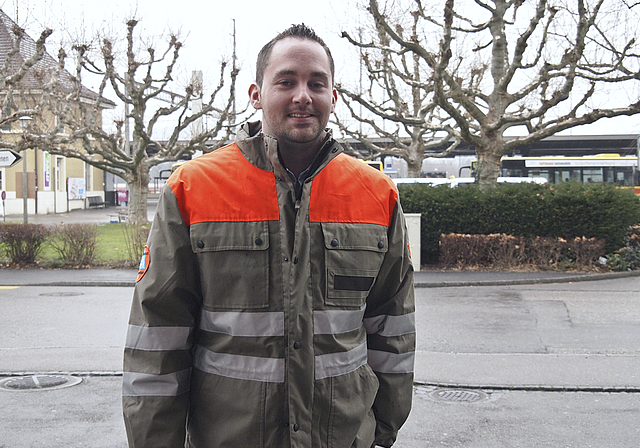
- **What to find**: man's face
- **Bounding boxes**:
[249,37,337,149]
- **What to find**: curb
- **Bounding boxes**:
[1,269,639,288]
[413,269,640,288]
[4,281,137,287]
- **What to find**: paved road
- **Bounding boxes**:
[1,276,639,447]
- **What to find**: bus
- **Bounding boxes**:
[499,154,638,192]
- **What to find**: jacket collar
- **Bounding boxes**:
[235,121,343,182]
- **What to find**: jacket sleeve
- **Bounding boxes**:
[122,184,202,448]
[364,199,415,448]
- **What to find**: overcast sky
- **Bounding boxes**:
[6,0,640,136]
[12,0,362,89]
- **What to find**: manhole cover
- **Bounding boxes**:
[429,388,489,403]
[0,375,82,391]
[39,292,84,297]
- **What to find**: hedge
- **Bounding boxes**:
[398,181,640,264]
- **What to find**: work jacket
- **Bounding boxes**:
[123,122,415,448]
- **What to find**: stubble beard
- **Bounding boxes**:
[269,115,326,149]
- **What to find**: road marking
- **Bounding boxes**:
[0,286,20,289]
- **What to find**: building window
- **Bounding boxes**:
[55,157,64,191]
[85,162,92,192]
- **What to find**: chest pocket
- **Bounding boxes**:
[322,223,388,308]
[191,222,269,310]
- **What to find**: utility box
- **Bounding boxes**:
[405,213,421,271]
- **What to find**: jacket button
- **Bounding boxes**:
[378,241,385,249]
[284,257,289,262]
[293,424,299,432]
[255,237,263,246]
[293,341,301,349]
[197,241,204,249]
[331,238,339,247]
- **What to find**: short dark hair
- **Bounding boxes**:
[255,24,335,87]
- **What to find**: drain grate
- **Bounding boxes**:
[0,375,82,392]
[429,388,489,403]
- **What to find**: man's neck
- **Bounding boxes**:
[277,132,328,178]
[278,146,317,178]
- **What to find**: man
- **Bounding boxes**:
[123,24,415,448]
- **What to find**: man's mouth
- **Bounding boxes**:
[289,113,313,118]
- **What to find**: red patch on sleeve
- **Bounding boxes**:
[136,246,150,282]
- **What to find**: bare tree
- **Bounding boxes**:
[359,0,640,186]
[26,19,239,224]
[337,8,460,177]
[0,20,52,151]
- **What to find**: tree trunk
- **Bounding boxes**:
[127,168,149,225]
[476,149,501,188]
[406,142,423,178]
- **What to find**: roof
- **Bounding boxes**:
[0,9,115,108]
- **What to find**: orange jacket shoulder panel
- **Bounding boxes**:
[309,154,398,227]
[167,144,279,225]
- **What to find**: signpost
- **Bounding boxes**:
[1,190,6,222]
[0,150,22,168]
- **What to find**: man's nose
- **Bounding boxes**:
[293,84,312,104]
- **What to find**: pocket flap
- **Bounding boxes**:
[321,222,388,252]
[190,221,270,252]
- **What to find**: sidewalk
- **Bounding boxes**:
[2,200,157,226]
[1,265,638,288]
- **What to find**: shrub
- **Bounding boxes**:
[122,224,151,264]
[439,233,605,270]
[0,223,51,266]
[49,224,99,266]
[606,225,640,271]
[399,182,640,264]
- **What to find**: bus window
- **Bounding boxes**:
[604,168,615,184]
[616,169,634,186]
[558,170,575,183]
[570,170,581,182]
[554,170,562,184]
[529,169,552,182]
[583,168,603,183]
[502,168,523,177]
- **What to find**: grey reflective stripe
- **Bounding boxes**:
[194,345,284,383]
[363,313,415,337]
[125,325,192,351]
[315,342,368,380]
[199,310,285,337]
[367,349,415,374]
[314,307,365,335]
[122,368,191,397]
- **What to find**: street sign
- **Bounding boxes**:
[0,149,22,168]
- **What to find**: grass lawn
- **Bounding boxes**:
[3,223,148,268]
[96,223,142,264]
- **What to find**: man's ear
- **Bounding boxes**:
[331,88,337,113]
[249,83,262,110]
